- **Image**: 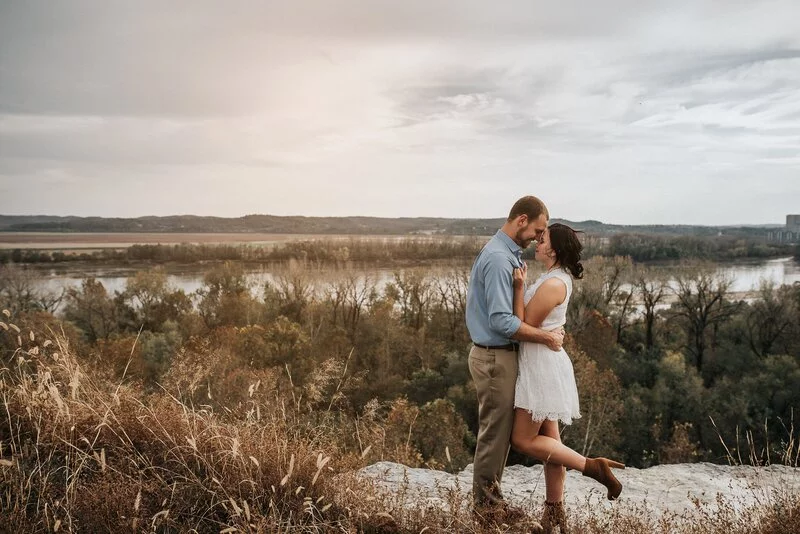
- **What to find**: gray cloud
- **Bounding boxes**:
[1,0,799,223]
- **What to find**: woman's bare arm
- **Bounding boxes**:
[523,278,567,328]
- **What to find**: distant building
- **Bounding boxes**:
[767,215,800,244]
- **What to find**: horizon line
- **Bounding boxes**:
[0,212,792,228]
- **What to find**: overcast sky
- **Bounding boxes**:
[1,1,799,224]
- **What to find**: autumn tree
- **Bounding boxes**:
[633,265,670,349]
[63,278,119,342]
[568,256,633,336]
[385,270,434,331]
[429,269,469,346]
[197,262,261,327]
[0,264,63,314]
[263,261,316,323]
[669,265,740,375]
[321,270,376,339]
[118,268,192,332]
[744,281,798,358]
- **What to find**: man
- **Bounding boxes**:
[466,196,565,525]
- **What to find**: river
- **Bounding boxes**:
[28,256,800,303]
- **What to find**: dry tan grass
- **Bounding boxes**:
[0,313,358,533]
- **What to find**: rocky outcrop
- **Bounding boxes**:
[358,461,800,517]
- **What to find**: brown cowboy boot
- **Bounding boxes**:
[582,458,625,500]
[541,501,569,534]
[473,501,544,532]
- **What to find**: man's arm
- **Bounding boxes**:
[483,253,522,338]
[512,321,564,351]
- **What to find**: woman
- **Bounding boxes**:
[511,223,624,533]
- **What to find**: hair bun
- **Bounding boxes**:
[570,261,584,280]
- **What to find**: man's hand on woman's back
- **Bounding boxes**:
[546,327,565,352]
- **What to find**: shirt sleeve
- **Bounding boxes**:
[482,252,522,338]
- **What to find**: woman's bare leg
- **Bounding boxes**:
[513,408,624,501]
[539,419,566,503]
[511,409,587,472]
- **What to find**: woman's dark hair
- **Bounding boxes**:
[548,223,584,279]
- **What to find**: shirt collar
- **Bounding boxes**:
[495,230,523,260]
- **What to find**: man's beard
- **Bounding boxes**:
[515,229,533,249]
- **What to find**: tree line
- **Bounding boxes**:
[1,213,780,238]
[0,232,794,266]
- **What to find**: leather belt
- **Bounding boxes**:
[473,343,519,351]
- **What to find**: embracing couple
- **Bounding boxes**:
[466,196,624,532]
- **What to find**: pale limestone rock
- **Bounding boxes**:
[358,461,800,518]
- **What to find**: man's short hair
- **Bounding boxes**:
[507,196,549,222]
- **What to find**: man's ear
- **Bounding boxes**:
[517,214,528,227]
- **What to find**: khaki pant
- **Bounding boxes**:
[468,345,518,505]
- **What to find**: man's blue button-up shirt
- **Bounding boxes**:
[466,230,524,346]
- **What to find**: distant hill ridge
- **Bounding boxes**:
[0,214,778,237]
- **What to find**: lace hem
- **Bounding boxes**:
[517,407,582,425]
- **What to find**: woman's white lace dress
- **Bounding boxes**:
[514,267,581,424]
